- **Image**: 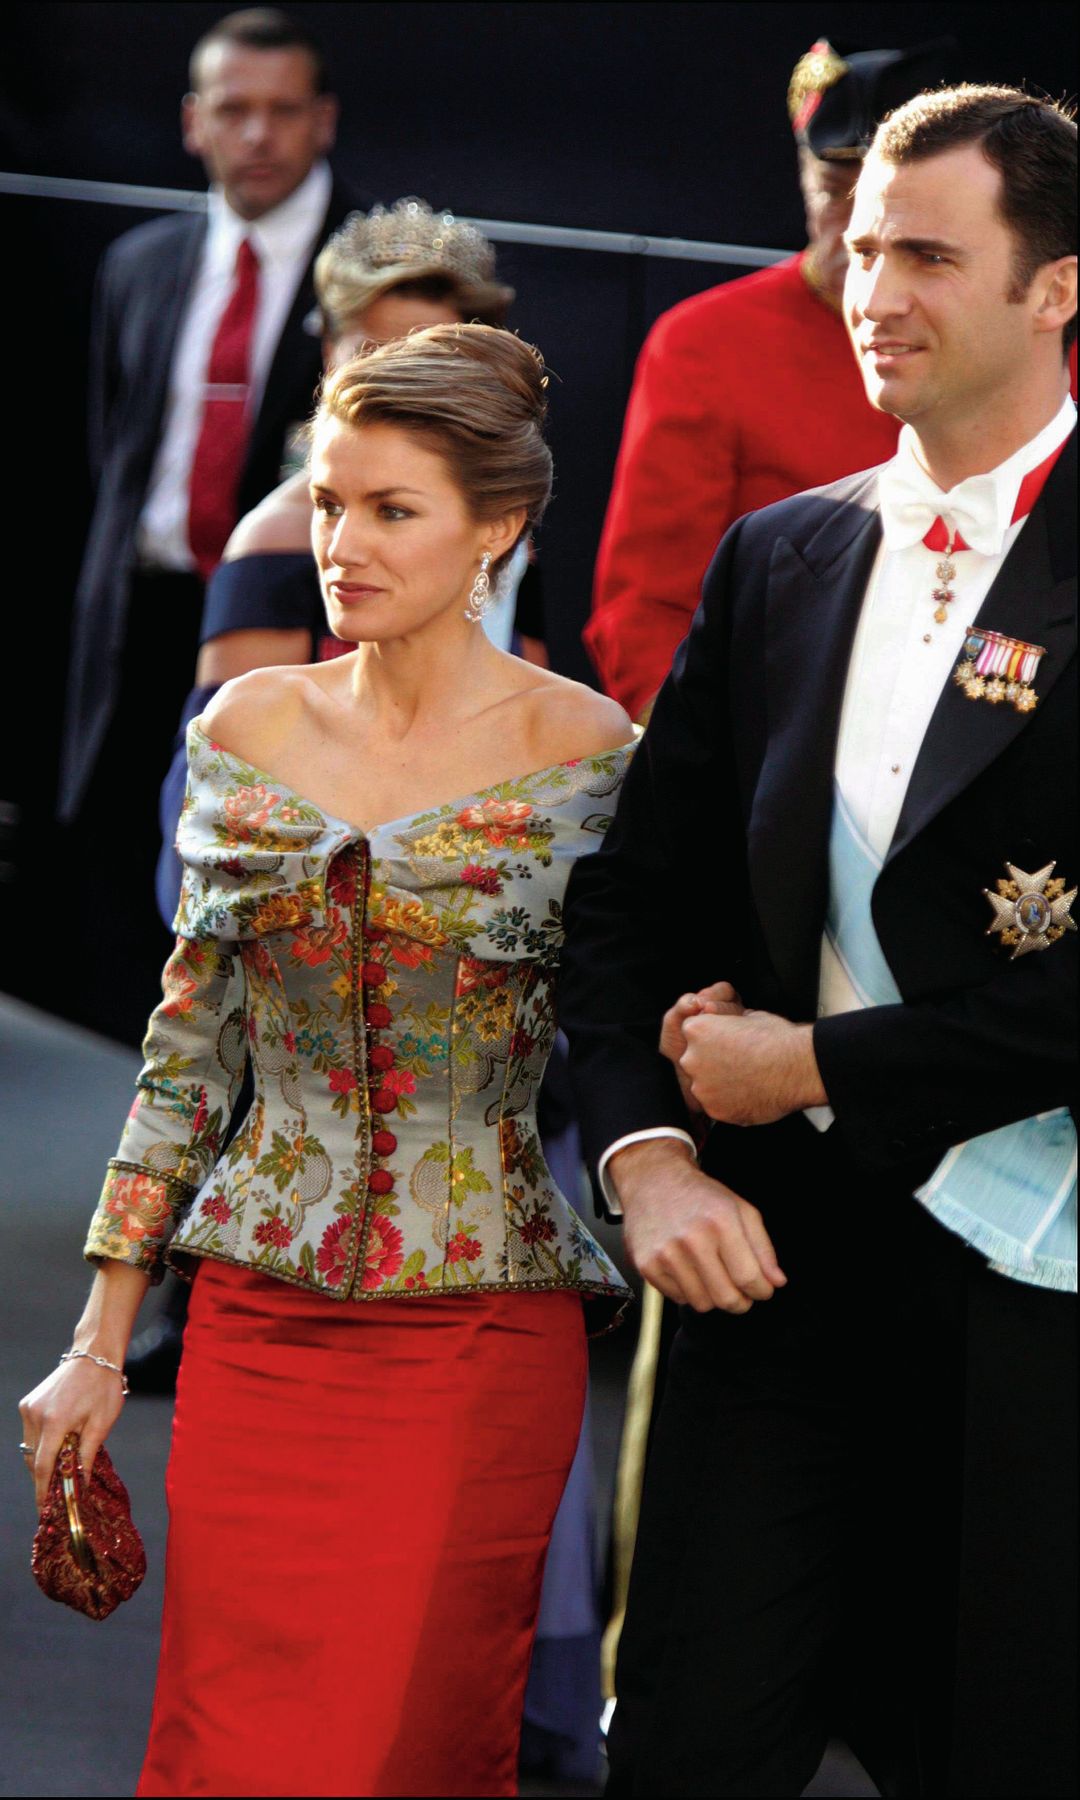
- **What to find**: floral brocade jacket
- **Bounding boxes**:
[85,724,634,1318]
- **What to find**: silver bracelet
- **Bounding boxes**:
[59,1350,130,1397]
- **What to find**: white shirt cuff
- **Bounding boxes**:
[597,1127,699,1218]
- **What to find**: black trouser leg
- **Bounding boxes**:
[946,1270,1077,1798]
[606,1297,847,1797]
[605,1118,1075,1799]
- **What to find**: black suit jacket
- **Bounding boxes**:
[560,431,1077,1200]
[59,173,361,821]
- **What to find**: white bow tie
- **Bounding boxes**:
[878,460,1009,557]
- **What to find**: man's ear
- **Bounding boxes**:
[314,92,339,156]
[1031,255,1078,341]
[181,92,203,160]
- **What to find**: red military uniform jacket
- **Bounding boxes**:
[587,252,900,717]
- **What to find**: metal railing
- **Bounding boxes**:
[1,169,791,267]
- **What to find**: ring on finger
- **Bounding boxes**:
[19,1442,36,1459]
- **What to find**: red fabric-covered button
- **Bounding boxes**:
[369,1045,394,1072]
[372,1089,397,1114]
[361,962,387,986]
[372,1129,397,1156]
[368,1168,394,1195]
[366,1002,393,1030]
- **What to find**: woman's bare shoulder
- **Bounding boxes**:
[198,664,319,765]
[222,471,312,560]
[514,669,635,764]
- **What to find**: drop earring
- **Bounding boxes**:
[464,552,493,622]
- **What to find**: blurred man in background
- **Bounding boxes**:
[59,6,360,1045]
[586,38,950,718]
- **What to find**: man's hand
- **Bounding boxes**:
[610,1137,786,1314]
[680,1010,827,1126]
[659,981,745,1114]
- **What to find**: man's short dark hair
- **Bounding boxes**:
[873,84,1077,352]
[190,7,328,94]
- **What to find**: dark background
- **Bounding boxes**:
[1,1,1075,1025]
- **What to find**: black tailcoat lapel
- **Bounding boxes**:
[747,475,882,1019]
[888,429,1077,866]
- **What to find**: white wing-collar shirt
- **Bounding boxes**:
[137,159,332,572]
[600,393,1077,1207]
[812,393,1077,1051]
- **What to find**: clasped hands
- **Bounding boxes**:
[661,982,826,1128]
[611,983,826,1316]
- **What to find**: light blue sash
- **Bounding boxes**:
[827,783,1076,1291]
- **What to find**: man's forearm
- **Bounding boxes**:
[606,1132,698,1212]
[680,1012,827,1126]
[774,1022,828,1112]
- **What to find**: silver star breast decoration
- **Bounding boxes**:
[983,861,1077,958]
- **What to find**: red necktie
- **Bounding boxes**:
[188,237,260,580]
[922,440,1067,552]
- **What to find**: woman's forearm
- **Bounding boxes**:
[21,1262,155,1505]
[71,1262,155,1364]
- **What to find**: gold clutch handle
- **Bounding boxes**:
[57,1434,95,1575]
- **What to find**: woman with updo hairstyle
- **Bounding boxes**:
[22,322,635,1798]
[154,199,540,934]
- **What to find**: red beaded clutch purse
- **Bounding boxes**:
[31,1432,146,1620]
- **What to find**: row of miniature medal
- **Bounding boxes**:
[922,462,1072,959]
[927,527,1044,714]
[954,626,1043,713]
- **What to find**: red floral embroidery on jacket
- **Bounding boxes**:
[456,797,534,850]
[104,1172,172,1245]
[361,1216,405,1290]
[315,1216,352,1287]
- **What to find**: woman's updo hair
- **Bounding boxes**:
[314,323,553,570]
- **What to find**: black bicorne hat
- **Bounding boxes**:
[789,37,956,160]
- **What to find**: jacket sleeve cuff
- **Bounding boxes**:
[597,1127,699,1219]
[83,1161,198,1282]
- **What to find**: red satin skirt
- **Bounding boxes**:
[137,1262,586,1798]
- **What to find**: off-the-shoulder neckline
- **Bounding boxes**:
[188,719,636,843]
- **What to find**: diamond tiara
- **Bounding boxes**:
[333,198,498,284]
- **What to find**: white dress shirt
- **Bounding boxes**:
[137,160,333,572]
[805,391,1076,1125]
[600,394,1077,1206]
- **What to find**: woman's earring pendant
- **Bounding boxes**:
[464,552,493,622]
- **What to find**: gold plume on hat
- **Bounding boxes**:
[787,38,849,134]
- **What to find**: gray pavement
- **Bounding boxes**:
[0,994,875,1797]
[1,997,169,1797]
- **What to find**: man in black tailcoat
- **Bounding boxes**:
[561,86,1076,1798]
[60,7,361,1043]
